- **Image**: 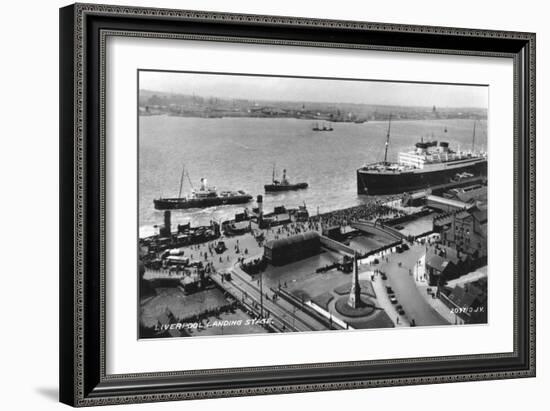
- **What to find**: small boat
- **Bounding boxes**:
[264,166,308,192]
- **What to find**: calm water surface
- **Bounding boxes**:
[139,117,487,236]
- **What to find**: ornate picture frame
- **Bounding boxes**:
[59,3,535,407]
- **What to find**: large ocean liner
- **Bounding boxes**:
[357,117,487,195]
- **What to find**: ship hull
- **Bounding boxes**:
[154,195,252,210]
[264,183,308,192]
[357,160,487,195]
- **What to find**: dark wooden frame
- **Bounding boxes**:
[59,3,536,407]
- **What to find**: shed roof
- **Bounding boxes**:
[265,231,319,249]
[426,254,450,272]
[448,286,478,310]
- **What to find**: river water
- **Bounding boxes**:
[139,116,486,237]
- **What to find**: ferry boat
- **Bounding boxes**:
[356,117,487,195]
[264,166,308,192]
[154,168,252,210]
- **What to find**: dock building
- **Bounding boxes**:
[264,232,320,266]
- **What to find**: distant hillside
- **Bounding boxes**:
[138,89,487,122]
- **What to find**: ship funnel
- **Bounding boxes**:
[160,210,171,237]
[257,195,263,215]
[415,141,428,154]
[200,178,207,190]
[439,141,449,153]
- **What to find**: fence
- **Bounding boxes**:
[306,301,354,330]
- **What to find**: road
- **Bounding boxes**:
[210,268,331,333]
[377,244,449,326]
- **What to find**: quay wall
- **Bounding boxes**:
[320,235,355,255]
[385,209,433,226]
[363,239,403,258]
[352,221,405,241]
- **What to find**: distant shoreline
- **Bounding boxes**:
[139,112,486,122]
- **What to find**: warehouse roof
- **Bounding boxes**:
[265,231,319,250]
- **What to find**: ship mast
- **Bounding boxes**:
[178,164,186,198]
[186,170,194,190]
[272,163,276,183]
[383,114,392,164]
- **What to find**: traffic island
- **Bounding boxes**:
[334,295,376,318]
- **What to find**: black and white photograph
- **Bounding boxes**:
[1,0,543,408]
[138,71,489,339]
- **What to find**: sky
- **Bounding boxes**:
[139,71,488,108]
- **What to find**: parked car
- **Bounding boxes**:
[386,286,394,294]
[389,295,398,304]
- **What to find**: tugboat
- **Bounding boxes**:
[154,166,252,210]
[264,166,308,192]
[356,117,487,195]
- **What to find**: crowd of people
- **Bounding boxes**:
[310,196,405,229]
[252,197,406,244]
